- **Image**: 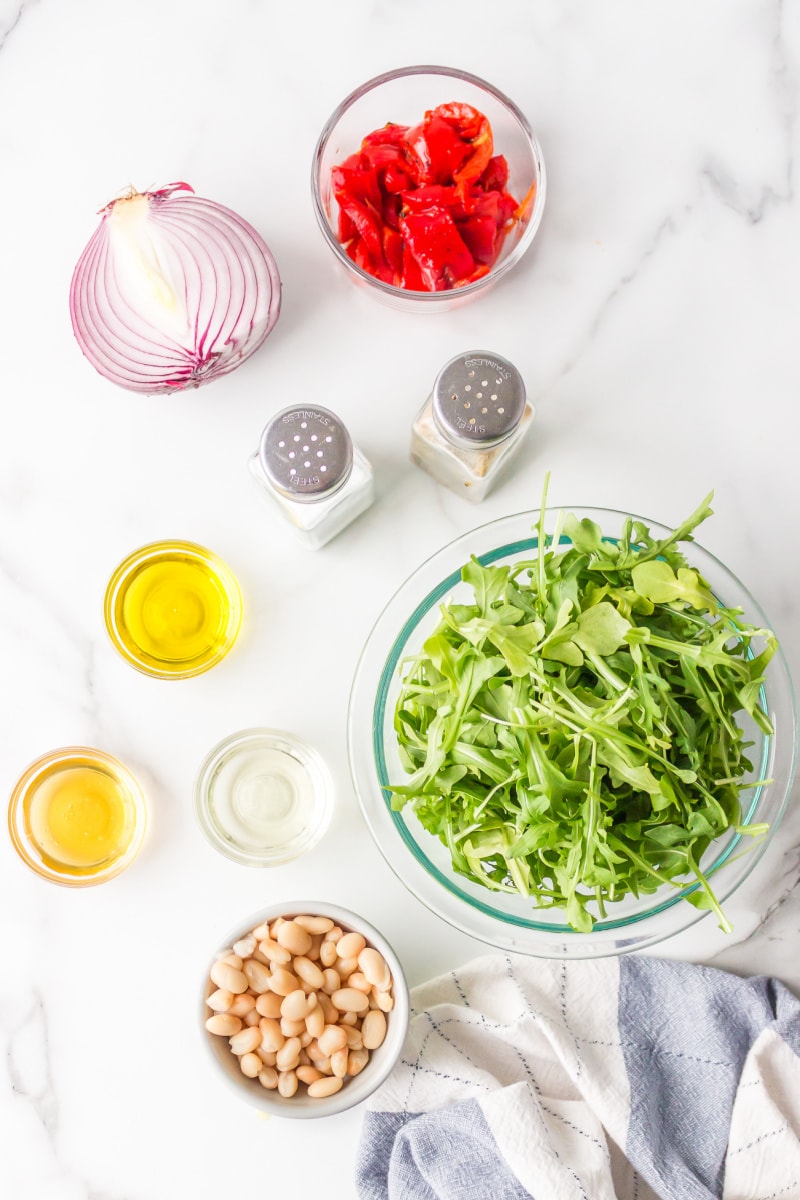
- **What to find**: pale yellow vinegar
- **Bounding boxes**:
[105,542,242,678]
[23,762,135,873]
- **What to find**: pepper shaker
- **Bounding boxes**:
[411,351,533,502]
[249,405,374,549]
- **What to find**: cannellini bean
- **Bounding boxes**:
[240,1052,262,1078]
[276,1037,302,1071]
[299,1031,313,1049]
[305,1006,325,1038]
[347,972,372,994]
[257,1048,277,1067]
[252,922,271,942]
[277,1069,298,1098]
[340,1011,358,1027]
[317,993,338,1024]
[293,957,325,990]
[280,1017,306,1038]
[228,993,256,1018]
[335,956,359,979]
[321,969,340,995]
[331,987,370,1014]
[270,917,286,936]
[319,940,338,967]
[206,988,234,1012]
[229,1026,262,1056]
[295,914,335,935]
[243,958,272,994]
[331,1047,349,1078]
[221,953,243,969]
[255,992,283,1019]
[257,937,292,965]
[258,1067,278,1089]
[296,1065,324,1085]
[205,1013,242,1037]
[328,927,344,944]
[268,968,301,996]
[308,1076,343,1099]
[336,932,367,959]
[348,1047,370,1076]
[232,934,257,958]
[345,1027,363,1050]
[276,920,313,957]
[308,934,324,961]
[362,1010,387,1050]
[281,989,312,1022]
[243,1009,261,1027]
[259,1018,285,1053]
[210,960,249,995]
[358,948,392,991]
[374,988,394,1013]
[317,1024,348,1056]
[305,1040,329,1066]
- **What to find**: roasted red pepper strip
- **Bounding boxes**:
[331,101,519,292]
[398,209,475,291]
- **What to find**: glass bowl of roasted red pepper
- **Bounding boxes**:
[311,65,546,311]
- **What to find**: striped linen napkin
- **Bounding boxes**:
[356,955,800,1199]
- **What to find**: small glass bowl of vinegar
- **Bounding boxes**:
[8,746,147,886]
[104,540,243,680]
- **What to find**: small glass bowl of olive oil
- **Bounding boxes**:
[8,746,147,886]
[104,540,243,679]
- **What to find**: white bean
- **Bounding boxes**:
[336,932,366,959]
[308,1076,343,1099]
[362,1010,387,1050]
[229,1026,262,1056]
[209,960,248,995]
[276,921,312,957]
[205,1013,242,1037]
[331,987,369,1014]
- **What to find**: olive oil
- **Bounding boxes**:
[8,747,147,885]
[104,541,242,679]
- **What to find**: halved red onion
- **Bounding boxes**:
[69,182,282,394]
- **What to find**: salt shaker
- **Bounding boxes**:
[250,405,373,549]
[411,351,533,502]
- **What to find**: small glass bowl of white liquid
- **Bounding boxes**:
[194,729,334,866]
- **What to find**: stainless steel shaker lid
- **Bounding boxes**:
[258,406,353,502]
[432,351,526,448]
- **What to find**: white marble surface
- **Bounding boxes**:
[1,0,799,1195]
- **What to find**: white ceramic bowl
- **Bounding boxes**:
[200,902,409,1117]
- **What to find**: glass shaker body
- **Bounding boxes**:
[249,405,374,549]
[411,351,533,503]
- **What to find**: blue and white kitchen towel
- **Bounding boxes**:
[357,955,800,1200]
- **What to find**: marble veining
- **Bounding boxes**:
[0,1,798,1196]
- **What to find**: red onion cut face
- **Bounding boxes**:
[69,182,282,395]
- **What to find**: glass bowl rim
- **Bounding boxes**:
[348,506,798,956]
[310,63,547,304]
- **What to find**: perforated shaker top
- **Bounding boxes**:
[258,406,353,502]
[432,351,526,448]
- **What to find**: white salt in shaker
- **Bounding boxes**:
[411,351,533,502]
[250,405,373,549]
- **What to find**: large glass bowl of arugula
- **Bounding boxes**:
[348,498,797,958]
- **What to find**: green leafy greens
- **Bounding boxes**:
[390,486,776,933]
